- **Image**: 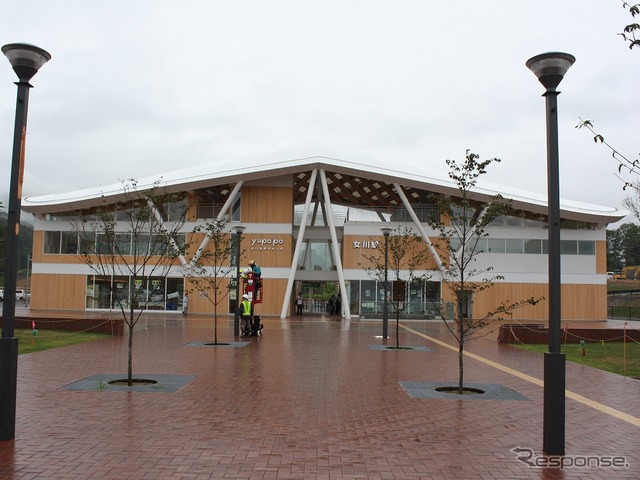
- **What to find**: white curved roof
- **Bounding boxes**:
[22,144,627,224]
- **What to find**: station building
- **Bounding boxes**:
[22,147,626,321]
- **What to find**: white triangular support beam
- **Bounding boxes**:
[320,169,351,319]
[189,181,244,269]
[280,169,319,318]
[393,183,446,274]
[146,199,188,267]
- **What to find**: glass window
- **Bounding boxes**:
[96,233,113,255]
[79,232,96,255]
[449,238,462,252]
[360,280,377,314]
[472,238,488,253]
[231,193,241,222]
[61,232,78,254]
[166,199,188,222]
[578,240,595,255]
[487,238,505,253]
[524,239,542,254]
[166,277,184,312]
[133,234,150,256]
[524,217,545,229]
[505,216,523,228]
[44,231,61,254]
[197,203,216,219]
[488,216,506,227]
[114,233,131,255]
[560,240,578,255]
[506,239,524,254]
[297,240,337,271]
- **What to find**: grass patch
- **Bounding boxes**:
[15,329,112,355]
[513,341,640,378]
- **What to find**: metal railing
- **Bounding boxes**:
[608,306,640,320]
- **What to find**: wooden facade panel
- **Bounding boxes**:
[243,234,293,269]
[185,277,231,317]
[186,278,289,317]
[242,187,293,223]
[32,231,44,263]
[342,235,442,270]
[444,282,608,322]
[30,274,87,310]
[596,240,607,274]
[187,231,293,270]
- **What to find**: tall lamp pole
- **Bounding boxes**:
[232,225,246,336]
[0,43,51,441]
[380,226,392,339]
[527,51,575,456]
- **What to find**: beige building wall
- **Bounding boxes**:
[30,274,86,310]
[441,283,608,322]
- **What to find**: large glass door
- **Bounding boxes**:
[294,281,339,314]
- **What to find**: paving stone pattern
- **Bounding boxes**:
[0,313,639,479]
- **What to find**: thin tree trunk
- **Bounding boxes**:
[128,309,134,386]
[396,304,400,349]
[458,339,464,394]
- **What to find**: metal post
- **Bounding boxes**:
[1,43,51,441]
[381,226,392,339]
[542,88,566,456]
[527,51,575,457]
[232,225,245,336]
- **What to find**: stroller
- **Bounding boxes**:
[241,315,263,337]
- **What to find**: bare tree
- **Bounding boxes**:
[188,218,239,345]
[360,226,432,348]
[428,151,542,393]
[73,179,188,385]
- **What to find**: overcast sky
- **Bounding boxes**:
[1,1,639,224]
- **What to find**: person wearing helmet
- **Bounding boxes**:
[248,260,261,278]
[248,260,262,299]
[239,293,253,336]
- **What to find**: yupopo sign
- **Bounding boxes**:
[250,238,285,251]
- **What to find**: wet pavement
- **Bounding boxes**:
[0,309,639,479]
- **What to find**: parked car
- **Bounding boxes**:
[15,289,27,301]
[0,289,4,301]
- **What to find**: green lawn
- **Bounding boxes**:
[15,328,112,355]
[513,341,640,378]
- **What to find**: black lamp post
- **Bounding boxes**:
[232,225,246,336]
[527,51,575,456]
[0,43,51,441]
[380,226,392,339]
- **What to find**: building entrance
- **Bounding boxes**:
[295,281,339,315]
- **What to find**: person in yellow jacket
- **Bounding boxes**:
[239,294,253,336]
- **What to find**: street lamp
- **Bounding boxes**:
[232,225,246,336]
[380,226,393,339]
[0,43,51,441]
[527,51,575,456]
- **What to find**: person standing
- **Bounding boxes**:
[327,295,336,314]
[239,293,253,335]
[296,294,304,315]
[182,293,189,315]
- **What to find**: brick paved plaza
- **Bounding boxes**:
[0,311,638,479]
